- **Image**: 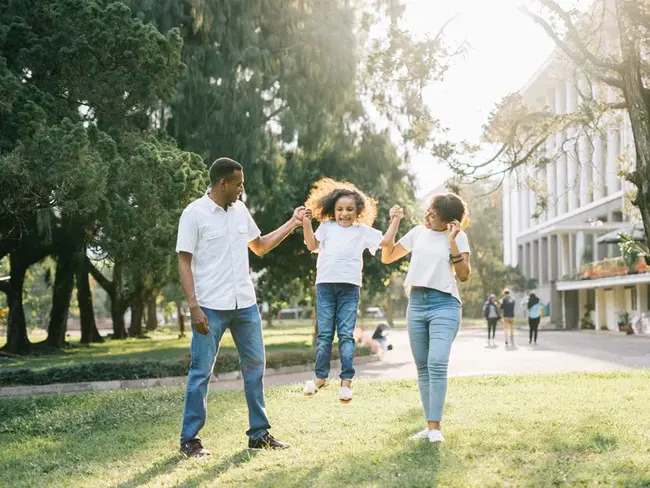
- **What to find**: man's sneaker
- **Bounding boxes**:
[338,385,352,404]
[408,429,430,441]
[248,433,291,450]
[427,429,445,443]
[180,439,211,457]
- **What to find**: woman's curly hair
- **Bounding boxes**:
[305,178,378,226]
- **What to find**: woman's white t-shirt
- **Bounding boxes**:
[314,221,383,286]
[398,225,471,303]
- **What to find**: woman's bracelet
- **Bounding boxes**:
[452,256,464,264]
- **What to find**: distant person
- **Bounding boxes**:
[527,293,543,344]
[381,192,471,444]
[483,294,500,344]
[372,322,393,353]
[500,289,516,346]
[301,178,402,403]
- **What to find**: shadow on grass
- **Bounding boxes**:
[115,454,185,488]
[179,449,259,488]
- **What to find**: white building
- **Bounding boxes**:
[502,53,649,330]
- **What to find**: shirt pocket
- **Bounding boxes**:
[202,228,228,256]
[237,224,249,242]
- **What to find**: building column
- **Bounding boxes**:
[592,233,599,262]
[592,86,605,201]
[503,177,512,264]
[555,82,568,215]
[537,238,544,285]
[566,77,579,212]
[575,231,585,273]
[606,87,621,196]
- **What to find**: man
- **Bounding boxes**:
[500,289,516,347]
[176,157,304,457]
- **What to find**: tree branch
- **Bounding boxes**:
[86,258,115,296]
[519,6,624,89]
[537,0,623,71]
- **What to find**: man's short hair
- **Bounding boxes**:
[503,289,511,295]
[209,157,243,186]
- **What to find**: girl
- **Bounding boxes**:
[301,178,402,403]
[381,193,471,443]
[527,293,543,344]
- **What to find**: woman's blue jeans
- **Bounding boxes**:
[407,288,461,422]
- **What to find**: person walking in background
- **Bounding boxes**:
[483,294,500,344]
[500,289,516,347]
[527,293,543,345]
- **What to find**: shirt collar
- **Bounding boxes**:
[200,194,226,213]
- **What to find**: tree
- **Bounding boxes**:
[440,1,650,247]
[0,0,193,353]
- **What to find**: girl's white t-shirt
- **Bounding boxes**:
[398,225,471,303]
[314,221,383,286]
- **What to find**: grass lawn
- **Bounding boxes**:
[1,372,650,487]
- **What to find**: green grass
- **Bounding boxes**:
[0,326,314,371]
[2,372,650,487]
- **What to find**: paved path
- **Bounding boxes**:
[211,327,650,391]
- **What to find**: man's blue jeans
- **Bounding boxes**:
[180,304,270,443]
[315,283,360,381]
[407,288,461,422]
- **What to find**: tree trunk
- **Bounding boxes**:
[46,248,76,349]
[386,296,394,327]
[128,283,145,337]
[76,252,104,344]
[2,254,30,355]
[146,291,158,331]
[176,301,185,337]
[266,307,274,328]
[87,259,128,339]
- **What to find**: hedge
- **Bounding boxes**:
[0,348,372,387]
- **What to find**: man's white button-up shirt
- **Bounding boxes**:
[176,195,261,310]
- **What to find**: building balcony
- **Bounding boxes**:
[557,256,650,291]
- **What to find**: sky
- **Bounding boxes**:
[402,0,557,197]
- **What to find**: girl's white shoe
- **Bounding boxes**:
[303,380,317,395]
[338,386,352,403]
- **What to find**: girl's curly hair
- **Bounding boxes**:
[305,178,378,226]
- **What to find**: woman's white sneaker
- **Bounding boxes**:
[427,429,445,443]
[408,429,430,441]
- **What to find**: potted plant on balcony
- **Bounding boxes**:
[619,233,649,267]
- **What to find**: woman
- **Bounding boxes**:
[381,193,471,443]
[527,293,543,345]
[483,293,500,344]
